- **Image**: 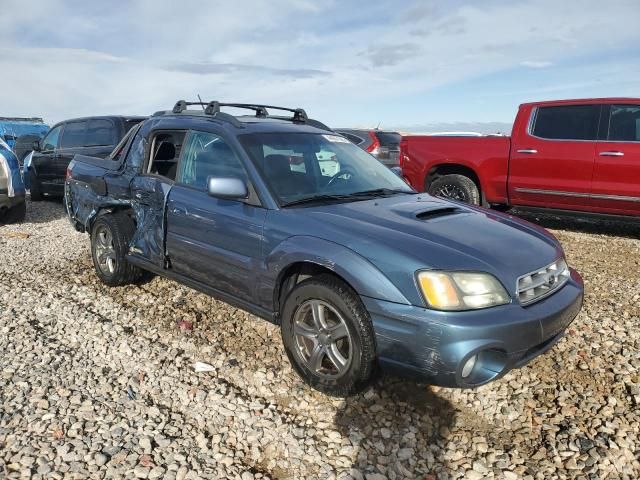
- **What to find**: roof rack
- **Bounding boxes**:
[0,117,45,123]
[155,100,331,131]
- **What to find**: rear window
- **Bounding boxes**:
[608,105,640,142]
[373,131,401,146]
[86,119,116,146]
[532,105,600,141]
[60,121,87,148]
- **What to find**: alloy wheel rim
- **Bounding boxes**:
[436,184,468,202]
[94,226,116,274]
[293,299,352,379]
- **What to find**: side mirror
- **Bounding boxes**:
[206,176,248,200]
[32,140,41,152]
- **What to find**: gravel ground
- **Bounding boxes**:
[0,200,639,480]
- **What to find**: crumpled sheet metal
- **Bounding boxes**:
[0,140,25,197]
[65,179,131,232]
[129,177,172,267]
[66,173,171,269]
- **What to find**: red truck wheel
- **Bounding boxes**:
[428,174,480,205]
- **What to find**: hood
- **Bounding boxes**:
[298,194,563,299]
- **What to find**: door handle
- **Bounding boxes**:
[599,151,624,157]
[517,149,538,154]
[171,206,187,215]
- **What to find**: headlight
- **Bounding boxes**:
[417,271,510,311]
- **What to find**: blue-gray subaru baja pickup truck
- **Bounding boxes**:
[65,101,584,397]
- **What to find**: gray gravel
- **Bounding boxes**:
[1,200,639,479]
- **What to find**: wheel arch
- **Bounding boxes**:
[425,163,483,200]
[268,236,411,318]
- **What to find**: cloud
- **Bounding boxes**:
[521,60,553,68]
[361,43,422,67]
[164,62,330,79]
[0,0,637,127]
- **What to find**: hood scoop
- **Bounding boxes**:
[415,207,461,220]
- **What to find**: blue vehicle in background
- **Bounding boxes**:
[65,100,584,397]
[0,117,49,164]
[0,137,26,223]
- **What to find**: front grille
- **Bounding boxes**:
[517,258,570,305]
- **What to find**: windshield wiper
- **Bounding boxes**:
[349,188,413,197]
[282,194,356,207]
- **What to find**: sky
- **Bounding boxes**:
[1,0,639,133]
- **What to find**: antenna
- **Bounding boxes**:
[197,94,206,112]
[376,120,382,130]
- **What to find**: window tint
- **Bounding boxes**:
[42,125,62,151]
[609,105,640,141]
[60,121,87,148]
[532,105,600,140]
[86,119,115,146]
[177,131,246,189]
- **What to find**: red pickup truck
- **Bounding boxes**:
[400,98,640,217]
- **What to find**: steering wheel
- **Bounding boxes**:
[326,166,357,188]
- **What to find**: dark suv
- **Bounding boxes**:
[65,101,583,397]
[335,129,401,169]
[27,115,144,200]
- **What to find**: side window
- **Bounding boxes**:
[60,121,87,148]
[608,105,640,142]
[532,105,600,141]
[41,125,62,151]
[86,119,116,146]
[147,131,186,181]
[177,131,246,189]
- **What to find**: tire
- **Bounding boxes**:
[280,274,377,397]
[90,213,142,287]
[0,201,26,224]
[29,169,43,201]
[428,174,480,205]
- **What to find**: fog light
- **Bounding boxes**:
[461,354,477,378]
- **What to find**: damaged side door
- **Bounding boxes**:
[127,127,186,268]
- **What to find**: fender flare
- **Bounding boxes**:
[266,235,411,306]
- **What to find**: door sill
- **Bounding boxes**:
[126,254,277,323]
[510,206,640,223]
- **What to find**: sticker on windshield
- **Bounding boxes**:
[322,134,350,144]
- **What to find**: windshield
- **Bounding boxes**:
[239,132,414,205]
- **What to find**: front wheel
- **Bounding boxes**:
[29,169,43,201]
[280,274,377,397]
[428,174,480,205]
[91,213,142,287]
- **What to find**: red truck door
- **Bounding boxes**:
[508,104,600,211]
[592,104,640,215]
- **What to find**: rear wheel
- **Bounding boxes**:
[428,174,480,205]
[29,169,43,201]
[280,274,377,397]
[91,213,142,286]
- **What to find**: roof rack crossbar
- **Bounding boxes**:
[168,100,327,129]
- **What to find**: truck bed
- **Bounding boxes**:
[400,135,512,204]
